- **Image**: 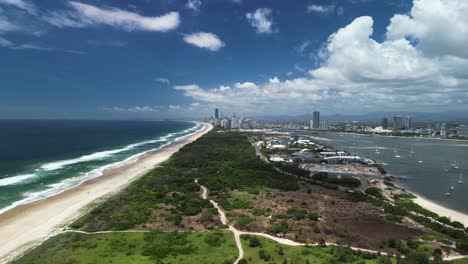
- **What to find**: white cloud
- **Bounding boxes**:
[105,106,161,112]
[169,105,181,110]
[87,40,127,47]
[0,36,13,46]
[10,43,54,51]
[246,8,277,34]
[0,15,20,32]
[295,40,311,56]
[183,32,225,51]
[185,0,201,14]
[386,0,468,59]
[234,82,257,89]
[307,4,335,14]
[337,6,344,16]
[45,1,180,32]
[155,77,170,85]
[174,1,468,115]
[0,0,37,15]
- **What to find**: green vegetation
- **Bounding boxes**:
[309,172,361,189]
[13,231,238,264]
[71,131,297,231]
[240,235,393,264]
[365,187,385,200]
[70,165,211,231]
[346,187,468,254]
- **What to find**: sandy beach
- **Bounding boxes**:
[413,194,468,226]
[0,122,212,264]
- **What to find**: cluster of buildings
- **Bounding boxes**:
[206,108,254,129]
[338,116,467,138]
[258,135,373,165]
[309,111,329,130]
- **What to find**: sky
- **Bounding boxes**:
[1,0,467,119]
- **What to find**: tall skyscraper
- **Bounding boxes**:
[441,123,447,136]
[404,116,412,130]
[312,111,320,129]
[215,108,219,119]
[381,117,388,129]
[392,116,402,131]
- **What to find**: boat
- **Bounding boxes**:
[444,165,449,172]
[450,186,455,190]
[394,155,401,158]
[459,172,463,184]
[446,192,451,197]
[418,160,423,163]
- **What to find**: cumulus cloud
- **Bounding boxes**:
[234,82,257,89]
[246,8,277,34]
[174,0,468,115]
[44,1,180,32]
[183,32,225,51]
[386,0,468,58]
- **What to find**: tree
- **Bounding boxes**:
[248,236,260,247]
[278,247,284,255]
[400,252,430,264]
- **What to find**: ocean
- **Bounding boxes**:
[0,120,201,214]
[291,130,468,214]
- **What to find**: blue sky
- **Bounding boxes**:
[1,0,467,119]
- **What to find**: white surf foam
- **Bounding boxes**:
[0,122,205,215]
[0,174,36,187]
[40,138,166,171]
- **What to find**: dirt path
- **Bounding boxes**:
[194,179,468,262]
[194,179,243,264]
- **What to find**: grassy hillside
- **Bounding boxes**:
[13,231,238,264]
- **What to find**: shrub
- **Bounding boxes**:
[248,236,261,247]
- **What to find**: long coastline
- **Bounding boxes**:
[412,193,468,226]
[0,122,213,264]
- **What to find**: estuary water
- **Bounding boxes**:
[0,120,201,214]
[294,130,468,214]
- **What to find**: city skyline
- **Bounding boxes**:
[1,0,468,119]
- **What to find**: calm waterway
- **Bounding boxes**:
[292,130,468,214]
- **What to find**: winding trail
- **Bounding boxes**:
[194,178,468,262]
[195,179,244,264]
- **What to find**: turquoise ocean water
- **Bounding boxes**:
[0,120,201,214]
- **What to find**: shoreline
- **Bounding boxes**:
[308,130,468,226]
[412,192,468,226]
[325,130,468,142]
[0,122,213,264]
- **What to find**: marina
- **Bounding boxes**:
[290,130,468,214]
